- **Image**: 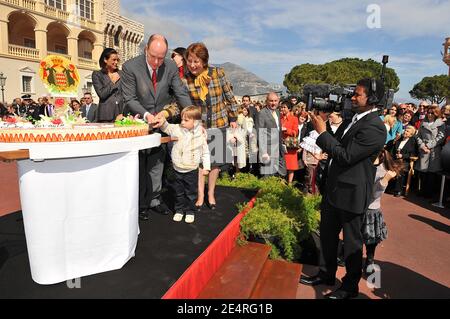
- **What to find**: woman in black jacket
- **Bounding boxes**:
[92,48,123,122]
[392,125,418,196]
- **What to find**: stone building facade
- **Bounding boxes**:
[0,0,144,104]
[103,0,144,63]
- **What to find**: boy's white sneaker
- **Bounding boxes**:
[185,214,195,224]
[173,212,184,222]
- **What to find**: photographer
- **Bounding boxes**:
[300,78,386,299]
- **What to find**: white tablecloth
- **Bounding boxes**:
[9,134,161,284]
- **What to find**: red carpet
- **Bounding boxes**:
[163,194,258,299]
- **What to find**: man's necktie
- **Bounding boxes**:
[272,111,279,129]
[343,115,358,137]
[152,69,157,92]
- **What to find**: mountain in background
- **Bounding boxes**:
[136,46,283,97]
[215,62,281,97]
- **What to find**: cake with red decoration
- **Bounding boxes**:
[0,115,149,143]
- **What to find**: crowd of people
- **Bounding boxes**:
[0,33,449,299]
[1,34,449,217]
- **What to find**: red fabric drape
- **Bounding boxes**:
[162,194,258,299]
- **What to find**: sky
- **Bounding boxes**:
[121,0,449,102]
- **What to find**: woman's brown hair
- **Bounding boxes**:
[186,42,209,68]
[378,149,405,176]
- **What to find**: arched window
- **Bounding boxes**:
[78,31,95,59]
[8,12,36,48]
[114,26,122,47]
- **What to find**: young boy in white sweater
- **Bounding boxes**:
[160,106,210,223]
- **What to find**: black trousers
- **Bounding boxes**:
[393,163,410,193]
[319,200,364,293]
[139,145,167,211]
[171,168,198,215]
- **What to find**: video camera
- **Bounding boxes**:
[303,83,356,119]
[302,56,395,118]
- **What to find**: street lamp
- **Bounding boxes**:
[0,72,6,104]
[82,84,92,95]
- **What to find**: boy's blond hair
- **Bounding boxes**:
[181,106,202,121]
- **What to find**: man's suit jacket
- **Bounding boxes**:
[81,103,98,122]
[256,107,283,158]
[256,107,286,175]
[121,55,191,117]
[316,111,386,214]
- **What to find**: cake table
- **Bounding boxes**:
[0,133,161,285]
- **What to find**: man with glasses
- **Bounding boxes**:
[81,93,98,122]
[122,34,191,221]
[398,103,408,115]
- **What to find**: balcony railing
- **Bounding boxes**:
[78,57,97,68]
[3,0,21,7]
[80,17,96,29]
[48,51,71,61]
[44,4,69,21]
[3,0,36,10]
[2,1,83,25]
[8,44,39,59]
[22,0,35,10]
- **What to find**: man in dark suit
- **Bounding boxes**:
[122,34,191,221]
[300,78,387,299]
[256,92,286,177]
[242,95,258,123]
[81,92,98,122]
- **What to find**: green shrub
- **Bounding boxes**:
[240,202,301,260]
[219,173,321,261]
[217,172,262,189]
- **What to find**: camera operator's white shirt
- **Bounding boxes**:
[328,107,378,169]
[342,108,378,138]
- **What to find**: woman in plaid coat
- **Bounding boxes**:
[184,42,239,210]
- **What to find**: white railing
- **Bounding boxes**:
[44,4,57,17]
[78,57,97,68]
[58,9,69,20]
[8,44,39,59]
[2,1,71,22]
[22,0,35,10]
[3,0,21,7]
[80,17,96,29]
[44,4,69,21]
[48,51,71,61]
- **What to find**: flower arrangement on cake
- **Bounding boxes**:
[34,114,87,128]
[0,116,34,129]
[114,114,147,127]
[0,113,150,143]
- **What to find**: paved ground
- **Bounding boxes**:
[1,162,449,298]
[296,190,450,299]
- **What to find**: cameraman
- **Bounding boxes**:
[300,78,386,299]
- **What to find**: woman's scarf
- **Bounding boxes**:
[194,69,211,102]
